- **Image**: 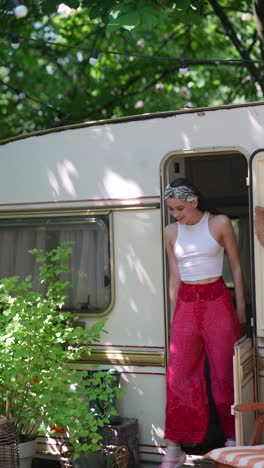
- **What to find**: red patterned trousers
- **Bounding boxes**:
[164,277,241,443]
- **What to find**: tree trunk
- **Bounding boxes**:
[253,0,264,45]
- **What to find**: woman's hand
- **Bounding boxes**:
[219,216,246,332]
[236,305,246,335]
[164,224,180,323]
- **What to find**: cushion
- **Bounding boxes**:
[207,445,264,468]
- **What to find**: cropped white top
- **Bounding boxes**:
[173,211,224,281]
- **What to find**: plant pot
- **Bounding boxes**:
[18,438,37,468]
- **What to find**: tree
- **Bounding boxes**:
[0,0,263,140]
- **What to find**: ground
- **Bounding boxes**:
[33,454,215,467]
[141,455,214,467]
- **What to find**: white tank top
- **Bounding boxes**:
[173,211,224,281]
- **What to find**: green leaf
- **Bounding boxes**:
[40,0,59,15]
[117,11,141,27]
[176,0,191,10]
[106,9,141,32]
[105,23,122,33]
[170,8,203,24]
[64,0,80,8]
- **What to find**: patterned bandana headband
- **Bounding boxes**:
[164,184,198,202]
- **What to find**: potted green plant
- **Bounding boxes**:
[0,242,122,467]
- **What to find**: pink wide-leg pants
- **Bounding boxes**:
[164,277,241,443]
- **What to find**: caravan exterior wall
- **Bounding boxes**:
[2,103,264,209]
[1,102,264,461]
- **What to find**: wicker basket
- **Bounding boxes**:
[0,415,19,468]
[112,445,129,468]
[56,436,74,468]
[60,445,129,468]
[60,451,74,468]
[60,419,137,467]
[58,418,138,467]
[100,418,138,467]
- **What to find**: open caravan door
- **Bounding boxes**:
[232,150,263,445]
[233,149,264,445]
[233,337,255,445]
[250,148,264,415]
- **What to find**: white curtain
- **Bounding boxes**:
[0,220,110,312]
[59,225,110,310]
[0,228,46,290]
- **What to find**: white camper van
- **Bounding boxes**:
[0,101,263,464]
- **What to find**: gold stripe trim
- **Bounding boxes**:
[0,203,159,218]
[77,349,165,367]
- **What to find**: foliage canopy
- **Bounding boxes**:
[0,0,264,139]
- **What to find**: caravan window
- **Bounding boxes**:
[0,215,112,315]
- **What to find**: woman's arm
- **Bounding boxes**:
[164,226,181,323]
[220,216,246,326]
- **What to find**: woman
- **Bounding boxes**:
[162,178,245,468]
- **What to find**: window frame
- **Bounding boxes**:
[0,209,115,318]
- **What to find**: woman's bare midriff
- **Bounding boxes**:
[183,276,221,285]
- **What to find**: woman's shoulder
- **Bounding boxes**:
[164,222,178,244]
[208,213,231,230]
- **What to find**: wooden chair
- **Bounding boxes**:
[207,402,264,468]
